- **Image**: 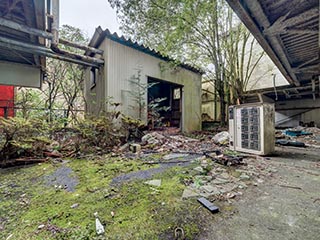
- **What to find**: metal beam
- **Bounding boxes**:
[264,8,319,36]
[0,41,99,68]
[0,18,103,56]
[295,57,319,69]
[0,17,53,39]
[51,0,59,45]
[225,0,299,86]
[293,63,319,73]
[0,36,104,67]
[59,39,103,55]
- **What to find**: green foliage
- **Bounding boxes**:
[0,117,51,160]
[108,0,266,124]
[16,24,88,124]
[0,158,202,239]
[148,97,170,129]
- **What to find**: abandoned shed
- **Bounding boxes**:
[85,27,203,132]
[226,0,320,128]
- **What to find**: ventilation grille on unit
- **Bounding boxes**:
[240,107,261,151]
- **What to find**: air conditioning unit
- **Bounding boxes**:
[229,103,275,155]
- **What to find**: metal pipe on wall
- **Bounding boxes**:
[51,0,60,46]
[0,17,53,39]
[0,36,103,67]
[0,17,103,55]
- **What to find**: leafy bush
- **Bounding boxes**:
[0,117,51,160]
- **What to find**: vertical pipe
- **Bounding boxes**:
[51,0,59,46]
[273,74,278,101]
[311,78,315,100]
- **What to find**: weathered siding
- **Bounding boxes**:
[84,55,106,115]
[86,38,202,132]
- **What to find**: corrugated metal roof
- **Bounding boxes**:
[87,27,204,75]
[227,0,319,99]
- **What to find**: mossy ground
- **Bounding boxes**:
[0,156,203,240]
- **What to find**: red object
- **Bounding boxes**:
[0,85,14,117]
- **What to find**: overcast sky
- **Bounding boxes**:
[60,0,121,39]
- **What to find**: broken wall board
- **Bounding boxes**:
[0,61,41,88]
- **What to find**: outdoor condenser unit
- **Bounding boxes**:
[229,103,275,155]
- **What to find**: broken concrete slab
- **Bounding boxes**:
[211,178,230,185]
[163,153,189,160]
[200,185,221,195]
[193,166,205,174]
[239,173,250,180]
[144,179,162,187]
[182,187,200,199]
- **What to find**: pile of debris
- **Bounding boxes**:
[118,128,229,155]
[182,155,277,201]
[276,126,320,148]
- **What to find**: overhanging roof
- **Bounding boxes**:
[0,0,46,68]
[87,27,204,75]
[226,0,319,90]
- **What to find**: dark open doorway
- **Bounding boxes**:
[147,77,182,129]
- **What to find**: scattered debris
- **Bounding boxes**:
[278,184,303,190]
[182,187,199,199]
[212,131,229,145]
[276,140,305,147]
[163,153,189,160]
[70,203,79,209]
[144,179,162,187]
[174,227,185,240]
[197,197,219,213]
[38,224,46,230]
[276,127,320,148]
[129,143,141,153]
[206,151,244,166]
[94,212,105,235]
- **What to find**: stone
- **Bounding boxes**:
[182,187,200,199]
[218,183,239,193]
[119,143,129,151]
[240,173,250,180]
[141,132,164,145]
[219,172,230,179]
[212,131,229,145]
[193,166,204,173]
[238,183,248,189]
[129,143,141,153]
[200,185,221,195]
[71,203,79,209]
[144,179,162,187]
[163,153,189,160]
[38,224,45,230]
[211,178,230,185]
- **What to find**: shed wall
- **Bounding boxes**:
[86,38,202,132]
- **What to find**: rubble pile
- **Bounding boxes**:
[182,155,277,201]
[125,128,222,154]
[276,126,320,148]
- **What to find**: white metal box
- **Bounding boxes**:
[229,103,275,155]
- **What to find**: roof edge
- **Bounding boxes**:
[87,27,204,75]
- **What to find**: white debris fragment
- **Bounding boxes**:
[94,212,105,235]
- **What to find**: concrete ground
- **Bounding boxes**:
[199,146,320,240]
